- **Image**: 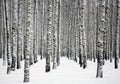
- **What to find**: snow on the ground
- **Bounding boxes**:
[0,57,120,84]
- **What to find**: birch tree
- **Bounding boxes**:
[33,0,38,63]
[96,0,105,78]
[114,0,119,69]
[11,0,18,70]
[24,0,33,82]
[80,0,87,69]
[0,0,3,59]
[78,0,83,67]
[46,0,52,72]
[2,0,7,65]
[17,0,23,69]
[4,0,11,74]
[56,0,60,66]
[52,0,57,69]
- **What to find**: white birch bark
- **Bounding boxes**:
[3,0,7,66]
[118,0,120,59]
[52,0,57,69]
[4,0,11,74]
[46,0,52,72]
[11,0,18,70]
[80,0,87,69]
[24,0,33,82]
[33,0,38,63]
[0,0,3,59]
[17,0,23,69]
[96,0,105,78]
[78,0,83,67]
[56,0,60,66]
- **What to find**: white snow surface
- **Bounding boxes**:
[0,57,120,84]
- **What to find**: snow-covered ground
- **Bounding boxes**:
[0,57,120,84]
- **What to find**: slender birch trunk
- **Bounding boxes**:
[24,0,33,82]
[11,0,18,70]
[46,0,52,72]
[96,0,105,78]
[17,0,23,69]
[4,0,11,74]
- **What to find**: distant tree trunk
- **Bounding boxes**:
[29,0,34,65]
[4,0,11,74]
[2,0,7,65]
[52,0,57,69]
[109,0,113,62]
[56,0,60,66]
[11,0,18,71]
[78,0,83,67]
[92,0,97,62]
[106,0,110,60]
[46,0,52,72]
[33,0,38,63]
[118,0,120,59]
[42,0,45,59]
[43,0,47,59]
[102,0,107,65]
[96,0,105,78]
[22,0,26,61]
[86,0,91,60]
[0,0,3,59]
[41,0,44,59]
[3,0,8,66]
[20,0,25,61]
[114,0,119,69]
[80,0,87,69]
[74,1,78,62]
[112,0,117,65]
[17,0,23,69]
[24,0,33,82]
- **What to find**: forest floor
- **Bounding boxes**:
[0,57,120,84]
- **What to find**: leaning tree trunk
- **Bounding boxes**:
[96,0,105,78]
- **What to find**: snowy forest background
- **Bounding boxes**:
[0,0,120,84]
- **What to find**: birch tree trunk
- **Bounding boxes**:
[114,0,119,69]
[96,0,105,78]
[52,0,57,69]
[78,0,83,67]
[80,0,87,69]
[118,0,120,59]
[24,0,33,82]
[46,0,52,72]
[3,0,7,66]
[109,0,113,62]
[0,0,3,59]
[4,0,11,74]
[11,0,18,70]
[17,0,23,69]
[33,0,38,63]
[56,0,60,66]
